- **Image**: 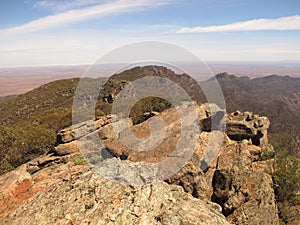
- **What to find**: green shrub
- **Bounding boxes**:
[294,195,300,204]
[273,150,300,203]
[0,122,56,175]
[279,218,286,225]
[260,145,275,161]
[40,108,72,133]
[73,155,87,165]
[130,97,172,125]
[0,125,27,170]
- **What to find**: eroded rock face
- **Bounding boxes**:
[0,166,230,225]
[210,141,279,225]
[53,104,278,224]
[226,111,270,148]
[166,135,279,225]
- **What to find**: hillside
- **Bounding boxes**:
[0,95,16,104]
[0,66,207,175]
[0,78,79,127]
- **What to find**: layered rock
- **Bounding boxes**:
[55,104,278,224]
[210,141,278,224]
[166,135,279,224]
[226,110,270,148]
[0,103,279,225]
[56,115,113,144]
[0,161,230,225]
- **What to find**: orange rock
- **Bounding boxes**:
[0,165,33,218]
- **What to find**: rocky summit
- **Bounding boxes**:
[0,102,280,225]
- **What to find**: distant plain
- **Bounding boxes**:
[0,61,299,96]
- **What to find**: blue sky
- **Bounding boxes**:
[0,0,299,67]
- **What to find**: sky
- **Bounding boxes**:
[0,0,299,67]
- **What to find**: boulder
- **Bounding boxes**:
[53,141,80,156]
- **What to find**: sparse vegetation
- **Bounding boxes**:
[130,97,172,124]
[274,150,300,202]
[273,149,300,223]
[260,144,275,161]
[0,122,55,174]
[73,155,87,165]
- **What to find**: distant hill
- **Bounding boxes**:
[0,78,79,128]
[0,95,16,104]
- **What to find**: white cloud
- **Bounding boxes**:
[177,15,300,33]
[34,0,108,12]
[1,0,172,34]
[1,28,300,67]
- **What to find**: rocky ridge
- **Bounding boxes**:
[0,103,279,225]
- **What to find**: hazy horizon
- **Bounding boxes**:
[0,61,299,97]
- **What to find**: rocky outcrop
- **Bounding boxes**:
[0,162,230,225]
[198,103,225,132]
[56,115,113,144]
[226,111,270,148]
[55,104,278,224]
[0,103,279,225]
[210,141,279,224]
[166,135,279,225]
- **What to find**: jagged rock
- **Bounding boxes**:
[225,172,278,225]
[198,103,226,132]
[0,168,231,225]
[210,142,279,224]
[166,130,279,225]
[165,131,229,199]
[226,111,270,148]
[91,103,200,164]
[59,104,277,225]
[26,165,40,174]
[98,123,117,140]
[56,115,113,144]
[0,103,280,225]
[26,153,74,173]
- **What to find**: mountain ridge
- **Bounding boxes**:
[0,67,299,156]
[0,65,299,224]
